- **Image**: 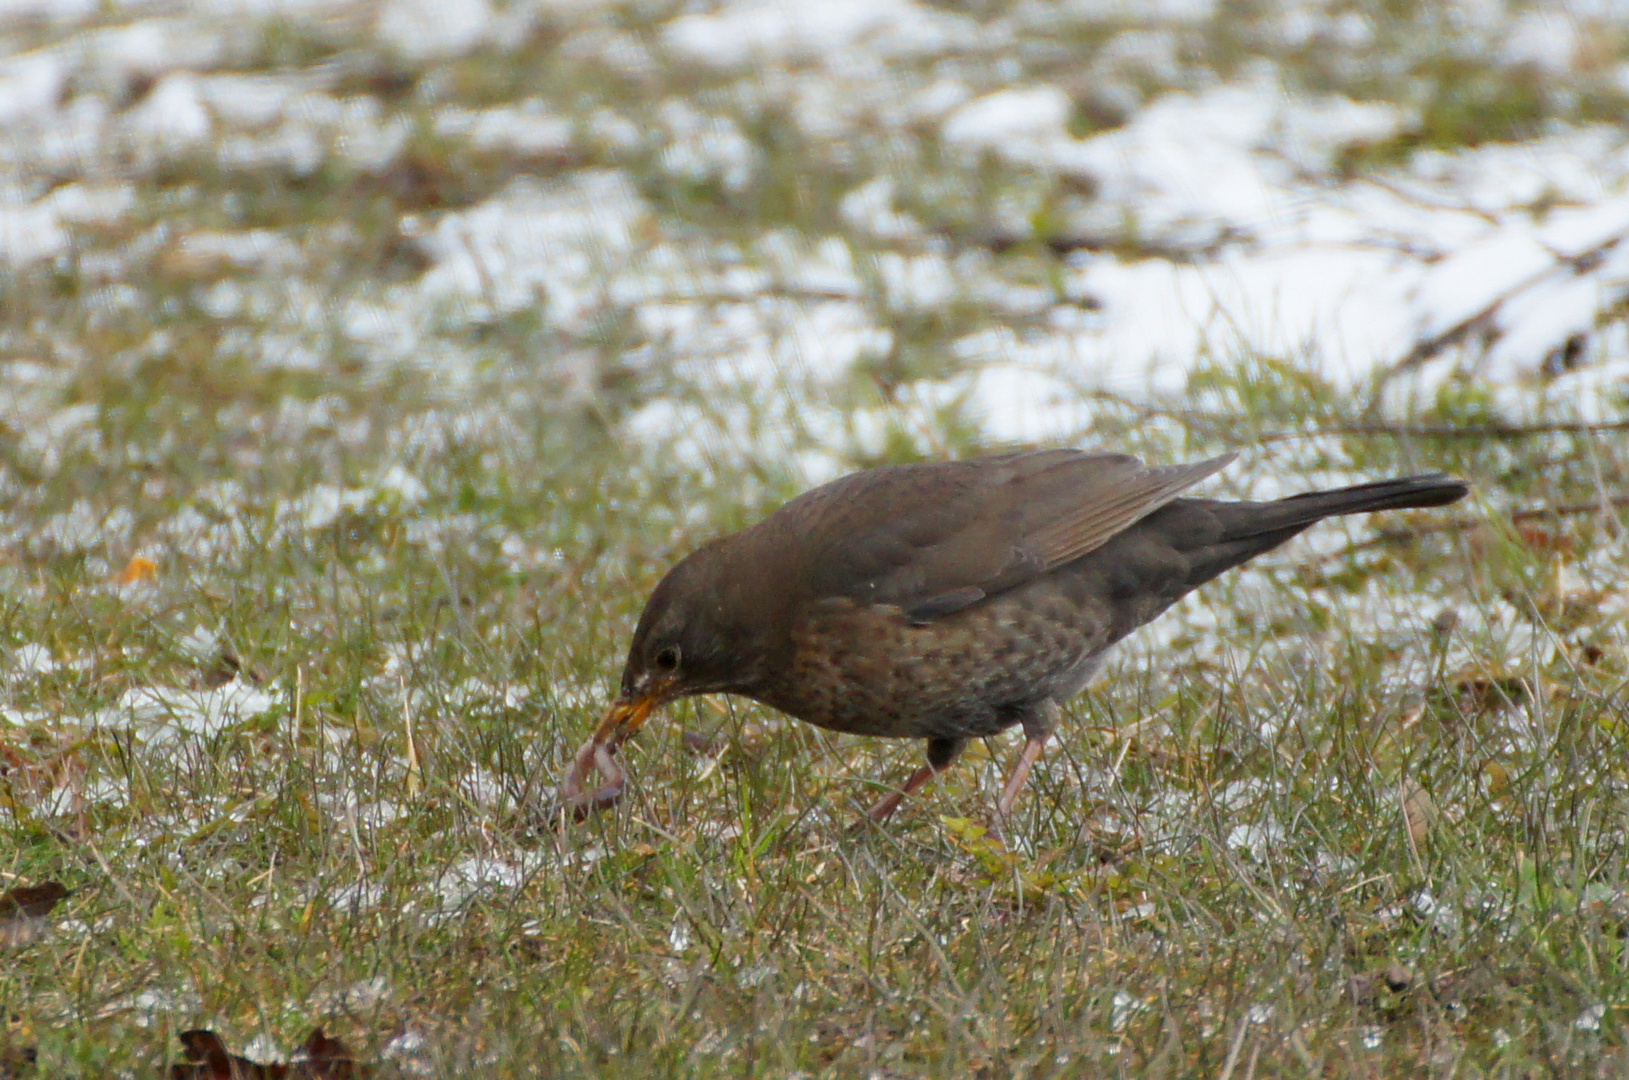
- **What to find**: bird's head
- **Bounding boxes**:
[610,544,740,726]
[562,539,767,812]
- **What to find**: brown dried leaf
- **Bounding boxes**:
[200,651,243,690]
[680,730,718,756]
[1401,780,1435,849]
[1515,524,1575,555]
[172,1030,276,1080]
[0,1043,37,1080]
[115,555,159,584]
[168,1029,366,1080]
[0,882,69,949]
[1446,674,1530,720]
[294,1029,363,1080]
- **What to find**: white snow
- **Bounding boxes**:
[662,0,977,69]
[171,229,304,274]
[376,0,497,60]
[411,171,651,331]
[126,73,215,158]
[0,51,71,127]
[0,0,1616,465]
[8,643,57,675]
[434,101,575,158]
[965,88,1629,410]
[942,86,1075,152]
[116,679,280,741]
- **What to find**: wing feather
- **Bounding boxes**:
[763,449,1237,621]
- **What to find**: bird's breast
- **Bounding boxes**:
[754,586,1113,741]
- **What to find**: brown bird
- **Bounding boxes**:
[559,450,1467,823]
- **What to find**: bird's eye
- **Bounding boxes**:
[654,646,680,672]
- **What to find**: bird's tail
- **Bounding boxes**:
[1223,474,1469,540]
[1169,473,1468,591]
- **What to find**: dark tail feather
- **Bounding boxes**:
[1228,473,1469,540]
[1174,473,1468,591]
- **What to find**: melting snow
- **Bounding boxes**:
[661,0,978,69]
[116,679,279,740]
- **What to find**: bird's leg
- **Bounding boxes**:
[994,702,1058,823]
[866,737,966,822]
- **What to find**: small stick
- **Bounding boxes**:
[400,673,422,797]
[1318,494,1629,560]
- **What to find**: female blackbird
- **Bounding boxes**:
[560,449,1466,822]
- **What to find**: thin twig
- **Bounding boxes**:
[400,672,422,797]
[1217,1010,1254,1080]
[1259,418,1629,443]
[1356,173,1503,225]
[1073,390,1240,442]
[1511,496,1629,524]
[1329,494,1629,559]
[1074,389,1629,445]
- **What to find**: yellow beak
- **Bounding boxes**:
[590,688,662,752]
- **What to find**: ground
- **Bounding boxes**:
[3,0,1629,1075]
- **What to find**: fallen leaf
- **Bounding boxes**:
[169,1028,366,1080]
[295,1029,362,1080]
[200,651,243,689]
[172,1030,267,1080]
[0,1042,37,1079]
[115,556,159,584]
[1347,962,1418,1009]
[680,730,718,756]
[940,816,1070,903]
[0,882,70,949]
[1437,673,1530,721]
[1515,525,1574,555]
[1401,780,1435,849]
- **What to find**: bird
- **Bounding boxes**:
[558,449,1467,824]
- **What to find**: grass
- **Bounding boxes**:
[8,334,1629,1079]
[4,0,1629,1075]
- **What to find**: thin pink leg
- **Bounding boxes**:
[867,763,941,821]
[864,736,967,823]
[994,730,1051,820]
[994,703,1059,824]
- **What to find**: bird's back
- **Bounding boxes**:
[749,458,1465,743]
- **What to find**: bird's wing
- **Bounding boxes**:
[782,449,1236,622]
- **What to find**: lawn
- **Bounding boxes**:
[4,0,1629,1075]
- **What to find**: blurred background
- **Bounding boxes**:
[4,0,1627,495]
